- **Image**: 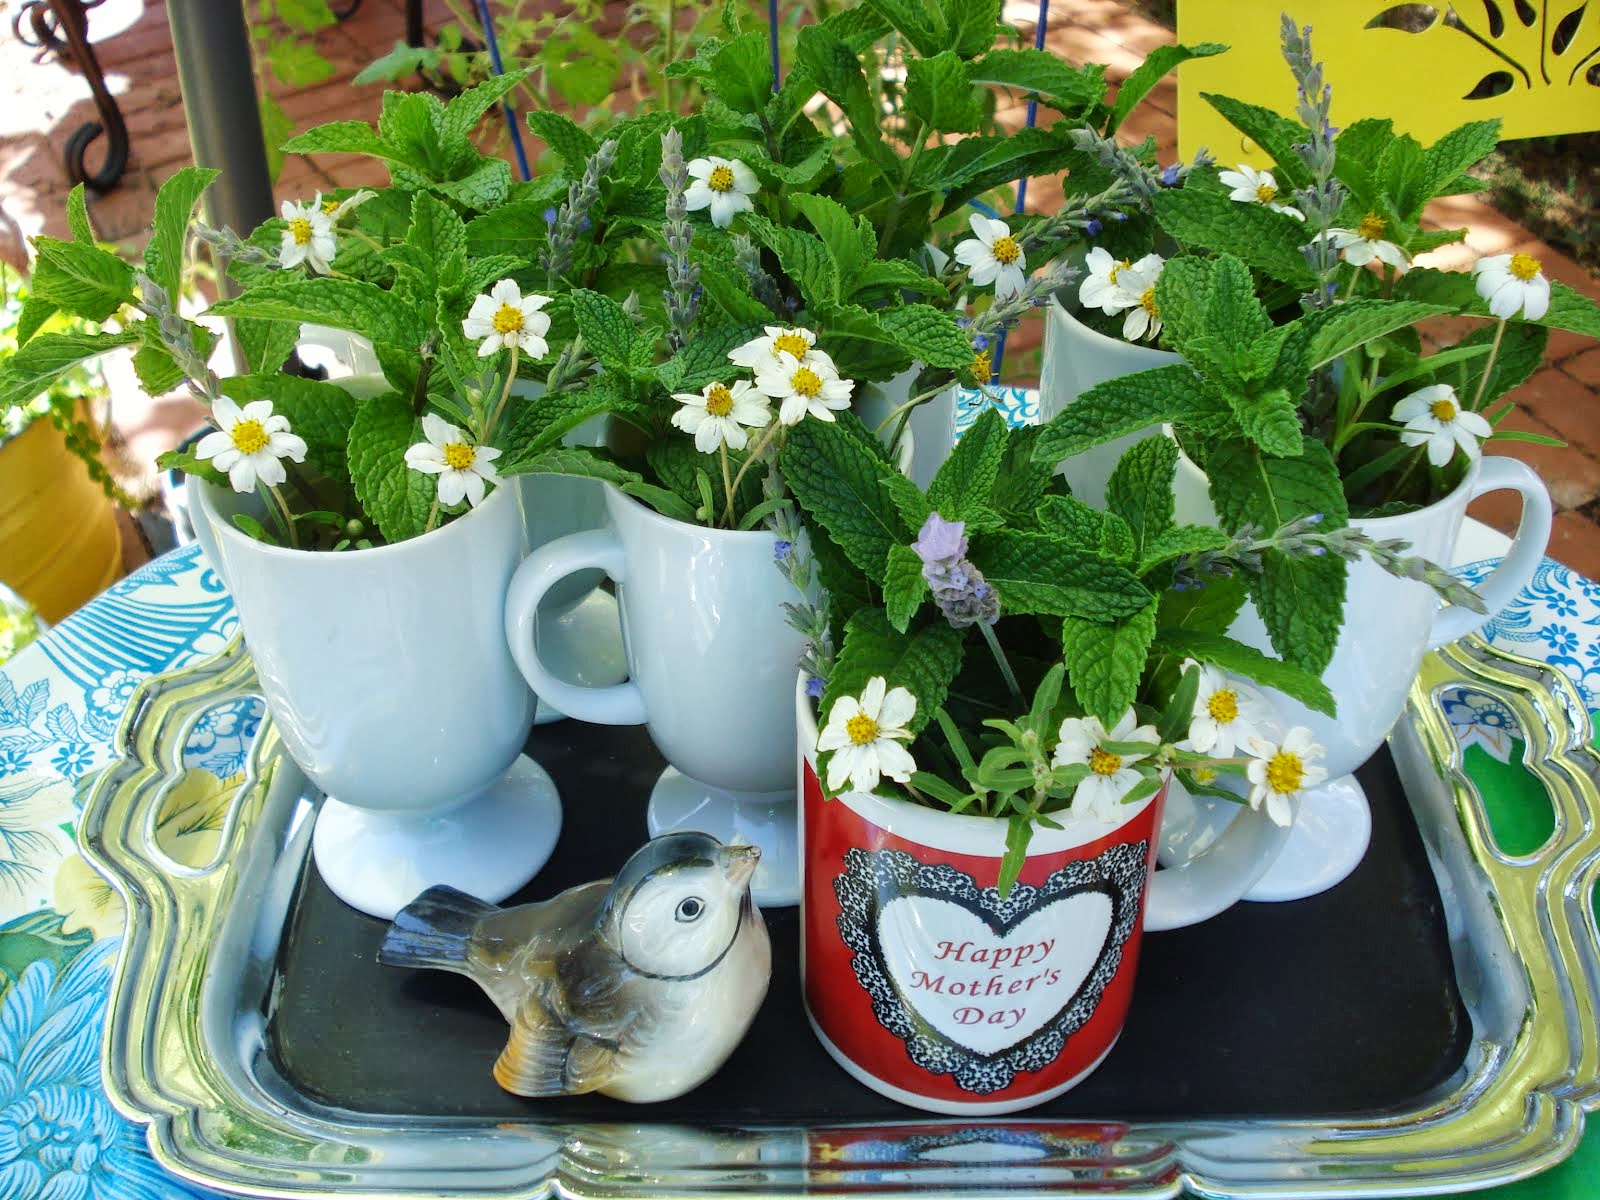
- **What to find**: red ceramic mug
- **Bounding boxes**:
[798,681,1291,1115]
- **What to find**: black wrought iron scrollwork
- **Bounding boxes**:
[12,0,129,192]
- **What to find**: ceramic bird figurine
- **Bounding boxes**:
[377,832,771,1102]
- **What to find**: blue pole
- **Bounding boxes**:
[474,0,532,181]
[768,0,782,90]
[990,0,1050,385]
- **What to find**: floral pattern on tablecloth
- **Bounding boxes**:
[0,545,234,1199]
[954,384,1037,437]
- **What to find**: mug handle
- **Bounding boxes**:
[1143,779,1292,932]
[1428,456,1552,650]
[505,529,646,725]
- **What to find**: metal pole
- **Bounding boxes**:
[165,0,275,238]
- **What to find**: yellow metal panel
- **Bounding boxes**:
[1178,1,1600,164]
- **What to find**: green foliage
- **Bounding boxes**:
[348,392,436,544]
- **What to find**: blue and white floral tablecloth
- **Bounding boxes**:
[1,421,1596,1196]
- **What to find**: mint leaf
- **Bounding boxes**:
[790,194,868,293]
[746,216,839,306]
[348,391,435,543]
[66,183,93,243]
[1206,436,1349,675]
[1157,573,1247,636]
[1106,433,1177,564]
[659,321,765,392]
[906,51,982,133]
[864,0,947,56]
[884,544,929,632]
[211,278,427,349]
[29,238,131,321]
[283,120,415,166]
[794,25,894,172]
[506,444,644,489]
[1303,299,1453,369]
[942,0,1000,58]
[132,342,185,396]
[233,317,298,377]
[1545,283,1600,338]
[1153,629,1336,716]
[1151,191,1316,290]
[1061,600,1158,727]
[1034,364,1230,462]
[1035,495,1135,561]
[526,110,597,173]
[1449,321,1547,408]
[970,532,1151,620]
[1227,383,1303,457]
[705,32,775,112]
[822,609,963,740]
[781,418,910,580]
[851,258,945,298]
[989,422,1060,524]
[1108,42,1225,133]
[966,49,1105,116]
[223,374,361,486]
[1137,524,1229,574]
[569,289,641,373]
[927,406,1006,519]
[1419,119,1499,199]
[875,304,971,368]
[423,157,513,211]
[1201,93,1311,190]
[0,329,139,409]
[439,68,531,154]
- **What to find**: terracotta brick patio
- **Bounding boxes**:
[4,0,1598,574]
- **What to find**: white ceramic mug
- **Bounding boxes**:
[851,364,959,488]
[191,479,560,920]
[505,485,809,906]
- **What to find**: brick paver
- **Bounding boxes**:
[3,0,1596,574]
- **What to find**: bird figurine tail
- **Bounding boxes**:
[378,885,496,970]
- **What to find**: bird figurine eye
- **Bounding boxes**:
[675,896,705,922]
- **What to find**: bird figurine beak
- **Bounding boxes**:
[718,843,761,886]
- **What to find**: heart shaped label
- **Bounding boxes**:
[834,841,1147,1095]
[878,892,1113,1056]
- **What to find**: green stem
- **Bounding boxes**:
[265,484,299,550]
[726,422,784,502]
[1384,444,1427,505]
[483,345,520,443]
[1469,319,1508,412]
[978,620,1024,710]
[873,382,954,437]
[877,119,927,255]
[423,496,441,535]
[411,354,434,417]
[719,442,736,528]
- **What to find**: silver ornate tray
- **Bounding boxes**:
[80,634,1600,1199]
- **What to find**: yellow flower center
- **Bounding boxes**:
[791,366,823,398]
[1357,212,1388,241]
[1192,766,1218,785]
[492,303,525,334]
[230,419,269,455]
[773,331,810,359]
[1109,258,1131,283]
[443,441,477,471]
[1255,182,1278,204]
[1265,750,1305,795]
[1207,690,1240,723]
[704,383,734,417]
[845,713,879,745]
[708,164,736,192]
[1430,397,1459,421]
[288,217,313,246]
[970,348,992,380]
[1139,286,1159,316]
[991,235,1021,266]
[1509,252,1542,281]
[1089,747,1122,777]
[322,199,340,216]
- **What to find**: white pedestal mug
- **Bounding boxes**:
[505,486,809,907]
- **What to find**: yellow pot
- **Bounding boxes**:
[0,419,122,624]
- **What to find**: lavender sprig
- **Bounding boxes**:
[765,460,835,691]
[658,129,701,350]
[541,138,617,285]
[968,261,1080,342]
[134,272,223,406]
[912,514,1000,628]
[1015,179,1143,259]
[1280,17,1345,311]
[733,233,783,316]
[191,224,275,268]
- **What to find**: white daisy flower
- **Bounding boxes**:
[753,350,855,425]
[1473,251,1551,321]
[816,676,918,794]
[670,379,772,453]
[278,196,338,274]
[1052,708,1160,823]
[727,325,833,374]
[1116,257,1164,343]
[1314,212,1410,273]
[953,214,1028,298]
[684,156,760,228]
[1185,664,1272,758]
[1218,164,1305,220]
[462,279,552,358]
[1392,383,1492,468]
[404,413,503,508]
[1079,247,1141,316]
[1244,727,1326,827]
[195,397,308,494]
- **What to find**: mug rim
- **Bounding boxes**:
[602,481,780,542]
[796,675,1158,856]
[1046,291,1182,365]
[194,471,513,563]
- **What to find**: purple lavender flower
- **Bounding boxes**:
[1084,218,1103,237]
[911,514,999,628]
[971,332,991,352]
[773,539,794,563]
[1159,164,1181,187]
[805,675,825,699]
[543,207,558,227]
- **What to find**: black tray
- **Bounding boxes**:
[267,722,1469,1122]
